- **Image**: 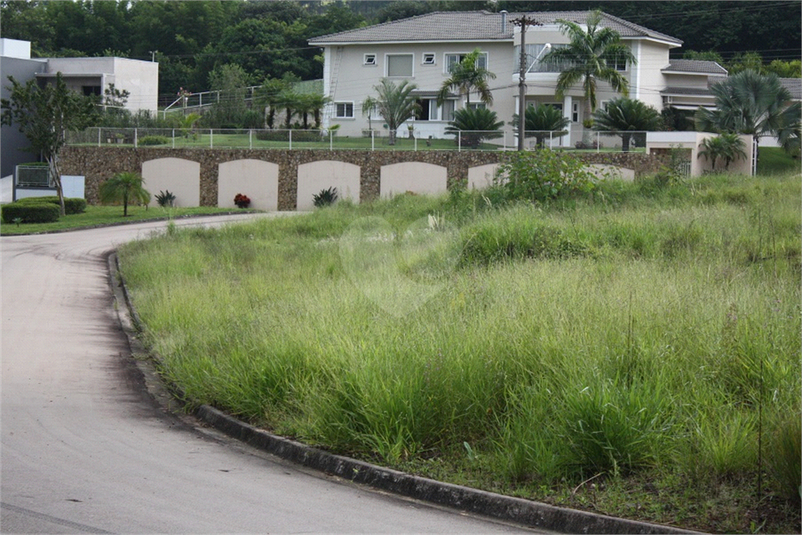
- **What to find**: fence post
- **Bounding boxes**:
[414,131,417,152]
[134,128,138,148]
[249,129,253,150]
[458,130,461,152]
[330,129,333,151]
[596,132,600,153]
[371,130,375,151]
[210,129,213,148]
[289,129,292,151]
[172,129,175,149]
[97,127,101,147]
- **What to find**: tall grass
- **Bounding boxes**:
[118,171,801,532]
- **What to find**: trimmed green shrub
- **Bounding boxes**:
[16,196,87,215]
[2,202,60,224]
[138,135,169,146]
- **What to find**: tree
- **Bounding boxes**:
[696,70,800,150]
[591,97,663,152]
[513,104,570,148]
[437,48,496,107]
[697,133,747,171]
[1,73,96,216]
[368,79,420,145]
[445,107,504,149]
[98,171,151,217]
[541,10,636,142]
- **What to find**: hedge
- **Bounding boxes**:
[2,202,60,224]
[16,196,87,215]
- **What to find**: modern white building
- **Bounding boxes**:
[309,10,728,147]
[1,38,158,178]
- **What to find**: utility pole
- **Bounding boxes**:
[512,15,542,151]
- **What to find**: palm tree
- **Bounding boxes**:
[591,97,663,152]
[255,78,289,129]
[98,171,151,216]
[437,48,496,107]
[369,79,420,145]
[445,107,504,149]
[696,70,799,150]
[698,133,748,171]
[513,104,571,148]
[541,10,636,142]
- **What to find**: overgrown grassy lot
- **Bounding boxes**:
[0,205,251,235]
[118,169,801,534]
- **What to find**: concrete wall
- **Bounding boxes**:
[218,159,279,211]
[646,131,754,176]
[60,147,673,209]
[297,160,360,210]
[0,56,47,177]
[141,158,200,207]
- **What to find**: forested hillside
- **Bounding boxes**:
[2,0,799,101]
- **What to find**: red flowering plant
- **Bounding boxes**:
[234,193,251,208]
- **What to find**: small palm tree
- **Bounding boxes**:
[445,107,504,149]
[591,98,663,151]
[513,104,570,148]
[541,10,636,143]
[369,79,420,145]
[437,48,496,107]
[698,133,747,171]
[98,171,151,216]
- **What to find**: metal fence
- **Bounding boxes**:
[65,127,650,153]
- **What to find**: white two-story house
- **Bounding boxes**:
[309,10,726,147]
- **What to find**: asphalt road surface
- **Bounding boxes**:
[1,214,532,534]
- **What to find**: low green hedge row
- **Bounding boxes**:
[2,202,60,224]
[16,196,87,215]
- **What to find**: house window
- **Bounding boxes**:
[363,54,377,66]
[441,100,455,122]
[572,103,579,123]
[607,56,627,71]
[467,102,487,110]
[516,44,568,73]
[335,102,354,118]
[445,52,487,73]
[387,54,413,77]
[422,53,436,65]
[415,99,440,121]
[82,85,101,97]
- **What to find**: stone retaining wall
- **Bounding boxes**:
[60,147,671,209]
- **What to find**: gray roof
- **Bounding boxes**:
[780,77,802,100]
[309,10,682,46]
[663,59,728,76]
[661,86,714,96]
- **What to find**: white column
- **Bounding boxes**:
[562,95,573,148]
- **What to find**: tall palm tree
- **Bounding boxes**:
[591,97,663,152]
[369,79,420,145]
[541,10,636,141]
[98,171,151,216]
[696,69,799,150]
[437,48,496,107]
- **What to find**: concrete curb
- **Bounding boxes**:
[109,253,699,535]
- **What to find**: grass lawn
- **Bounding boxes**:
[0,205,252,236]
[117,169,800,534]
[757,146,801,175]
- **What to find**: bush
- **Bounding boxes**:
[497,149,598,204]
[313,187,338,208]
[15,196,87,215]
[138,135,169,146]
[155,190,176,207]
[2,202,60,224]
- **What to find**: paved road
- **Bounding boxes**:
[1,215,530,534]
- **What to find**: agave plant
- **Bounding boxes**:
[313,187,338,208]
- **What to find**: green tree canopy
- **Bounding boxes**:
[446,107,504,149]
[513,104,571,148]
[696,70,799,148]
